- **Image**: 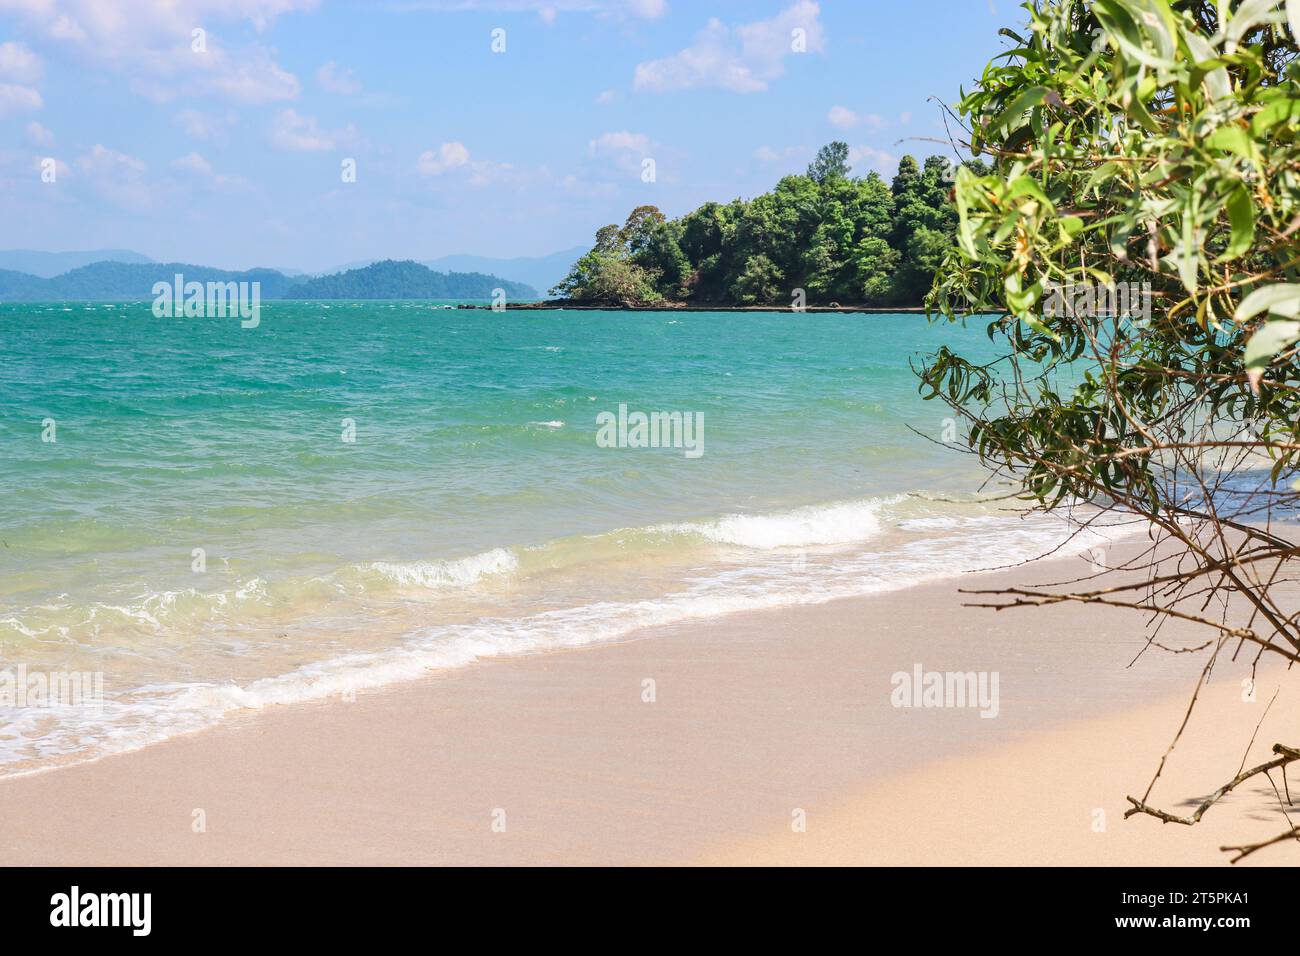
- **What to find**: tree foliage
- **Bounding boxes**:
[807,141,852,184]
[551,144,981,306]
[919,0,1300,859]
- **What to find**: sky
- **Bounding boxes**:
[0,1,1021,272]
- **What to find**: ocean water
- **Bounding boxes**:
[0,302,1121,775]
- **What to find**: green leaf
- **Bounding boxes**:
[988,87,1052,137]
[1095,0,1177,68]
[1006,175,1050,204]
[1251,95,1300,137]
[1107,212,1136,259]
[1223,0,1286,53]
[1235,284,1300,322]
[1217,186,1255,262]
[1206,124,1254,160]
[1244,319,1300,389]
[1176,207,1199,294]
[1184,31,1232,108]
[1023,314,1061,342]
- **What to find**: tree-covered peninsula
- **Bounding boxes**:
[550,142,984,308]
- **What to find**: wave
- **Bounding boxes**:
[366,548,519,590]
[651,497,893,549]
[0,493,1142,777]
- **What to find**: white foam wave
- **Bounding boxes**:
[0,500,1143,778]
[368,548,518,589]
[656,498,894,549]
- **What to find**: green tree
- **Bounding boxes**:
[730,253,784,305]
[620,205,667,252]
[889,154,960,303]
[919,0,1300,859]
[852,236,900,304]
[806,141,851,184]
[593,224,623,253]
[557,143,965,306]
[632,220,691,301]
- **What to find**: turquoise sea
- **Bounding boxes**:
[0,302,1113,774]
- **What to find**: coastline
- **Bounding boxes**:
[1,541,1292,867]
[502,301,932,313]
[2,299,934,313]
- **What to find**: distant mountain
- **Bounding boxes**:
[423,248,586,297]
[321,247,584,295]
[0,262,298,301]
[0,268,48,298]
[0,249,153,278]
[0,257,538,302]
[282,260,536,300]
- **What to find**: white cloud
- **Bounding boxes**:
[595,88,617,105]
[633,1,823,94]
[0,83,43,114]
[1,2,313,104]
[0,41,43,83]
[174,108,238,142]
[172,152,214,176]
[417,141,472,175]
[588,130,650,155]
[561,173,617,198]
[48,15,86,42]
[623,0,666,17]
[77,144,146,174]
[415,142,541,188]
[26,120,54,146]
[205,48,301,102]
[269,109,354,151]
[754,144,806,164]
[848,145,897,176]
[317,60,360,95]
[5,1,316,46]
[75,144,152,207]
[586,130,658,179]
[827,105,884,130]
[389,1,665,18]
[171,150,244,188]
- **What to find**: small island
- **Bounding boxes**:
[541,142,982,311]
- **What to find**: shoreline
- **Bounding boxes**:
[2,541,1292,866]
[4,299,935,313]
[502,302,932,313]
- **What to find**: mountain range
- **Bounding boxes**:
[0,256,546,302]
[0,249,155,278]
[0,246,583,300]
[351,248,586,297]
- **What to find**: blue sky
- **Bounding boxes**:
[0,1,1020,272]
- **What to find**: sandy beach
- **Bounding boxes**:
[1,542,1294,867]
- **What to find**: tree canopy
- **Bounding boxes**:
[551,144,984,307]
[919,0,1300,859]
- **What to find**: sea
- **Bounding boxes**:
[0,302,1124,775]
